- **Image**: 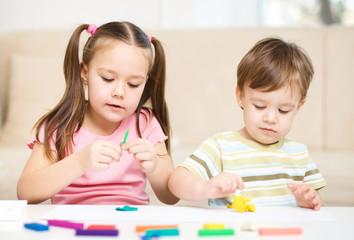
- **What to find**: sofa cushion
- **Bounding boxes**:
[0,54,65,145]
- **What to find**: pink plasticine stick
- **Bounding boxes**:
[258,227,302,235]
[47,219,84,229]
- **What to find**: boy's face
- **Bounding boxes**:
[236,85,305,145]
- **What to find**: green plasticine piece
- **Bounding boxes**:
[115,205,138,211]
[198,228,235,236]
[121,130,129,145]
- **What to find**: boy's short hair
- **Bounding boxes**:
[237,37,314,101]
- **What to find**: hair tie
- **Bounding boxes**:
[86,24,98,35]
[146,34,152,43]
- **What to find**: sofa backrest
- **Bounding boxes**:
[0,27,353,151]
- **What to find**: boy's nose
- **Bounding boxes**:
[263,110,277,123]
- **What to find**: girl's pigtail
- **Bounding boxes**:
[35,24,88,161]
[148,37,171,154]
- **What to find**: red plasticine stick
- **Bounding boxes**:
[258,227,302,235]
[87,224,116,230]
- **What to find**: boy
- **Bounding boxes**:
[168,37,326,211]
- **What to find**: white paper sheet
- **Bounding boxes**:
[0,200,27,221]
[41,205,337,223]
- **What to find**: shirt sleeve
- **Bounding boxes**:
[304,153,327,190]
[180,136,222,180]
[27,124,57,153]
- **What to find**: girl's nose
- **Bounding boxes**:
[112,82,125,98]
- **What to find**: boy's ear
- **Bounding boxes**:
[80,63,88,85]
[297,98,306,111]
[235,87,244,109]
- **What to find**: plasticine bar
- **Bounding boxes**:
[87,224,116,230]
[24,223,49,231]
[136,225,179,232]
[198,228,235,236]
[47,219,84,229]
[258,227,302,235]
[203,223,225,229]
[145,228,179,237]
[76,229,119,236]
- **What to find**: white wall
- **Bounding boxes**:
[0,0,258,33]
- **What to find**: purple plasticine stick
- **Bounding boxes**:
[76,229,119,236]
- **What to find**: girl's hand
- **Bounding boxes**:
[287,183,322,211]
[204,172,244,199]
[121,138,157,173]
[77,140,121,171]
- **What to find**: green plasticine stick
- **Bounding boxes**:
[198,228,235,236]
[121,130,129,145]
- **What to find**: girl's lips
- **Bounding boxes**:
[107,104,123,110]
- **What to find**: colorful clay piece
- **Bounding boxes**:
[47,219,84,229]
[76,229,119,236]
[24,222,49,231]
[115,205,138,211]
[136,225,179,233]
[198,228,235,236]
[203,223,225,229]
[144,228,179,237]
[87,224,116,230]
[258,227,302,235]
[227,196,256,213]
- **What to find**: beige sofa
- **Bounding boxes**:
[0,27,354,206]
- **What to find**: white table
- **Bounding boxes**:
[1,205,353,239]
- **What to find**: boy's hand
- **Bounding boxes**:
[204,172,244,199]
[78,140,121,171]
[287,183,322,211]
[121,138,157,173]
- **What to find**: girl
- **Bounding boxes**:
[17,22,179,205]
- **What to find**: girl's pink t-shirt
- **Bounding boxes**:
[28,110,167,205]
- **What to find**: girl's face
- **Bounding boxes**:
[81,40,149,133]
[236,85,305,145]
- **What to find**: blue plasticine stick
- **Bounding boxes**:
[145,228,179,237]
[24,223,49,231]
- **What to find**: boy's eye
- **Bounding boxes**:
[279,109,289,114]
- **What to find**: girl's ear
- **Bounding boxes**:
[80,63,88,85]
[235,87,244,109]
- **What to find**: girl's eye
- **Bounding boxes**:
[128,83,139,88]
[102,77,114,82]
[254,105,265,110]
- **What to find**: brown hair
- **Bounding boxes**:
[35,22,170,161]
[237,37,314,100]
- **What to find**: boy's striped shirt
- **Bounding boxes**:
[181,131,326,206]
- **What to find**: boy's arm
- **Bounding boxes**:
[287,183,323,211]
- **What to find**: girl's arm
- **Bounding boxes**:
[168,166,244,201]
[17,140,121,204]
[122,140,179,205]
